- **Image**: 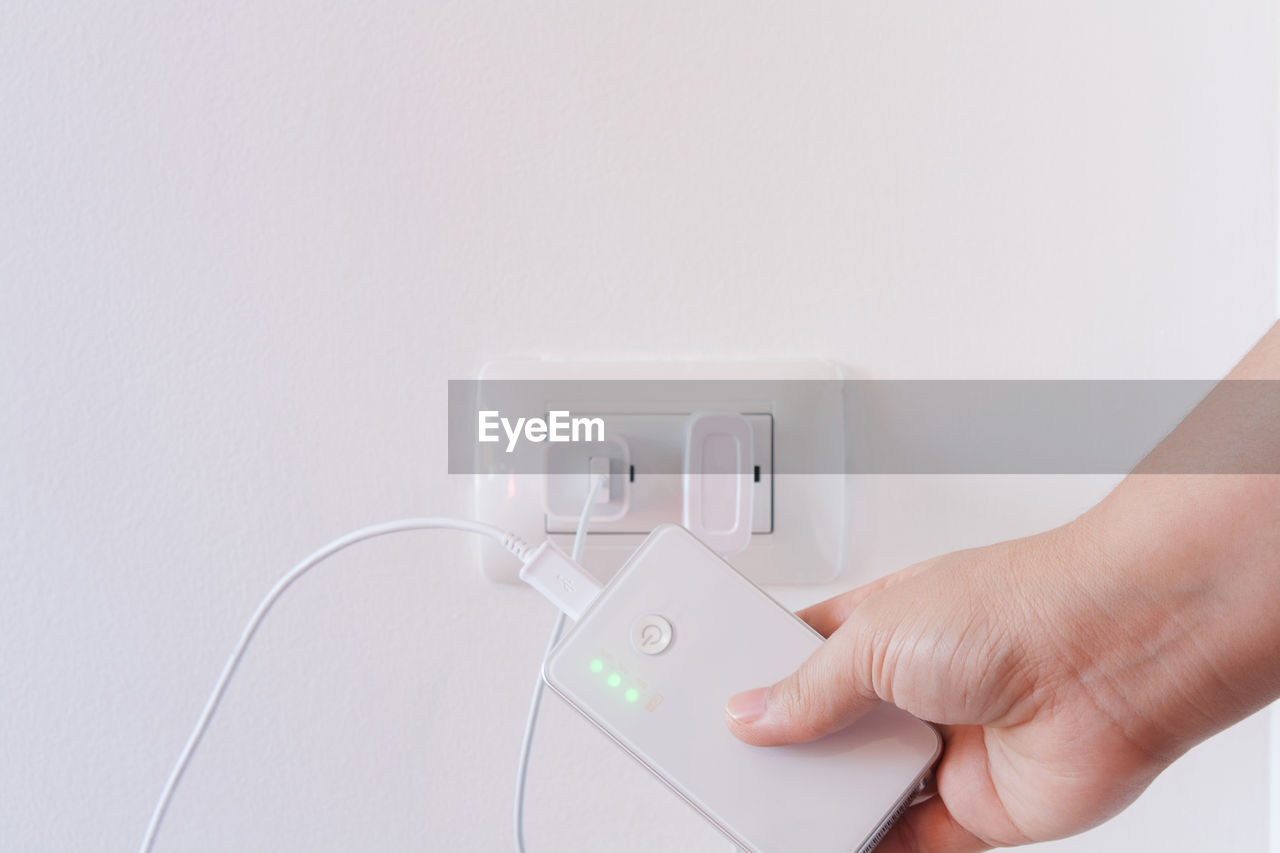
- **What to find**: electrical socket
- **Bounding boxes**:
[543,412,772,535]
[471,359,849,587]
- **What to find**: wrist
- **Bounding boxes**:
[1064,476,1280,758]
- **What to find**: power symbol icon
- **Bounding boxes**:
[631,615,673,655]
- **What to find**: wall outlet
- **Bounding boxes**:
[542,412,773,536]
[471,359,850,587]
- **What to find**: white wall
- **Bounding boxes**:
[1273,702,1280,853]
[2,3,1276,851]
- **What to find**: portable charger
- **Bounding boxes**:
[539,524,940,853]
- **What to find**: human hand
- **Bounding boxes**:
[723,489,1279,852]
[725,323,1280,851]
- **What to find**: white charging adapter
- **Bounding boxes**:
[683,411,754,555]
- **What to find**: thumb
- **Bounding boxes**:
[723,620,883,747]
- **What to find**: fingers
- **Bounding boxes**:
[724,620,879,746]
[876,796,990,853]
[796,576,893,637]
[796,558,933,637]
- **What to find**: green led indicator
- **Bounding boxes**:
[607,673,622,688]
[589,658,604,673]
[625,688,639,703]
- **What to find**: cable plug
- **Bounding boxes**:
[518,540,602,622]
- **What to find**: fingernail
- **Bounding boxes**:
[725,688,768,724]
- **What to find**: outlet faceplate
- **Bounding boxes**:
[471,360,849,587]
[543,412,773,535]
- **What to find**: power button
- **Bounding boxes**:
[631,614,673,655]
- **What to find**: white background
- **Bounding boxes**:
[2,2,1277,851]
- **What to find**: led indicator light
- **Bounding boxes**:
[589,658,604,673]
[607,673,622,688]
[625,688,639,703]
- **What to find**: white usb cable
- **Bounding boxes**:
[137,509,601,853]
[513,473,608,853]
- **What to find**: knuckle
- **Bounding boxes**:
[776,664,830,739]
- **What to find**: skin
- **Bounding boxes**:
[724,322,1280,852]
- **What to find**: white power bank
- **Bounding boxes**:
[543,525,941,853]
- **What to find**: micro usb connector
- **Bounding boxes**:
[518,540,603,622]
